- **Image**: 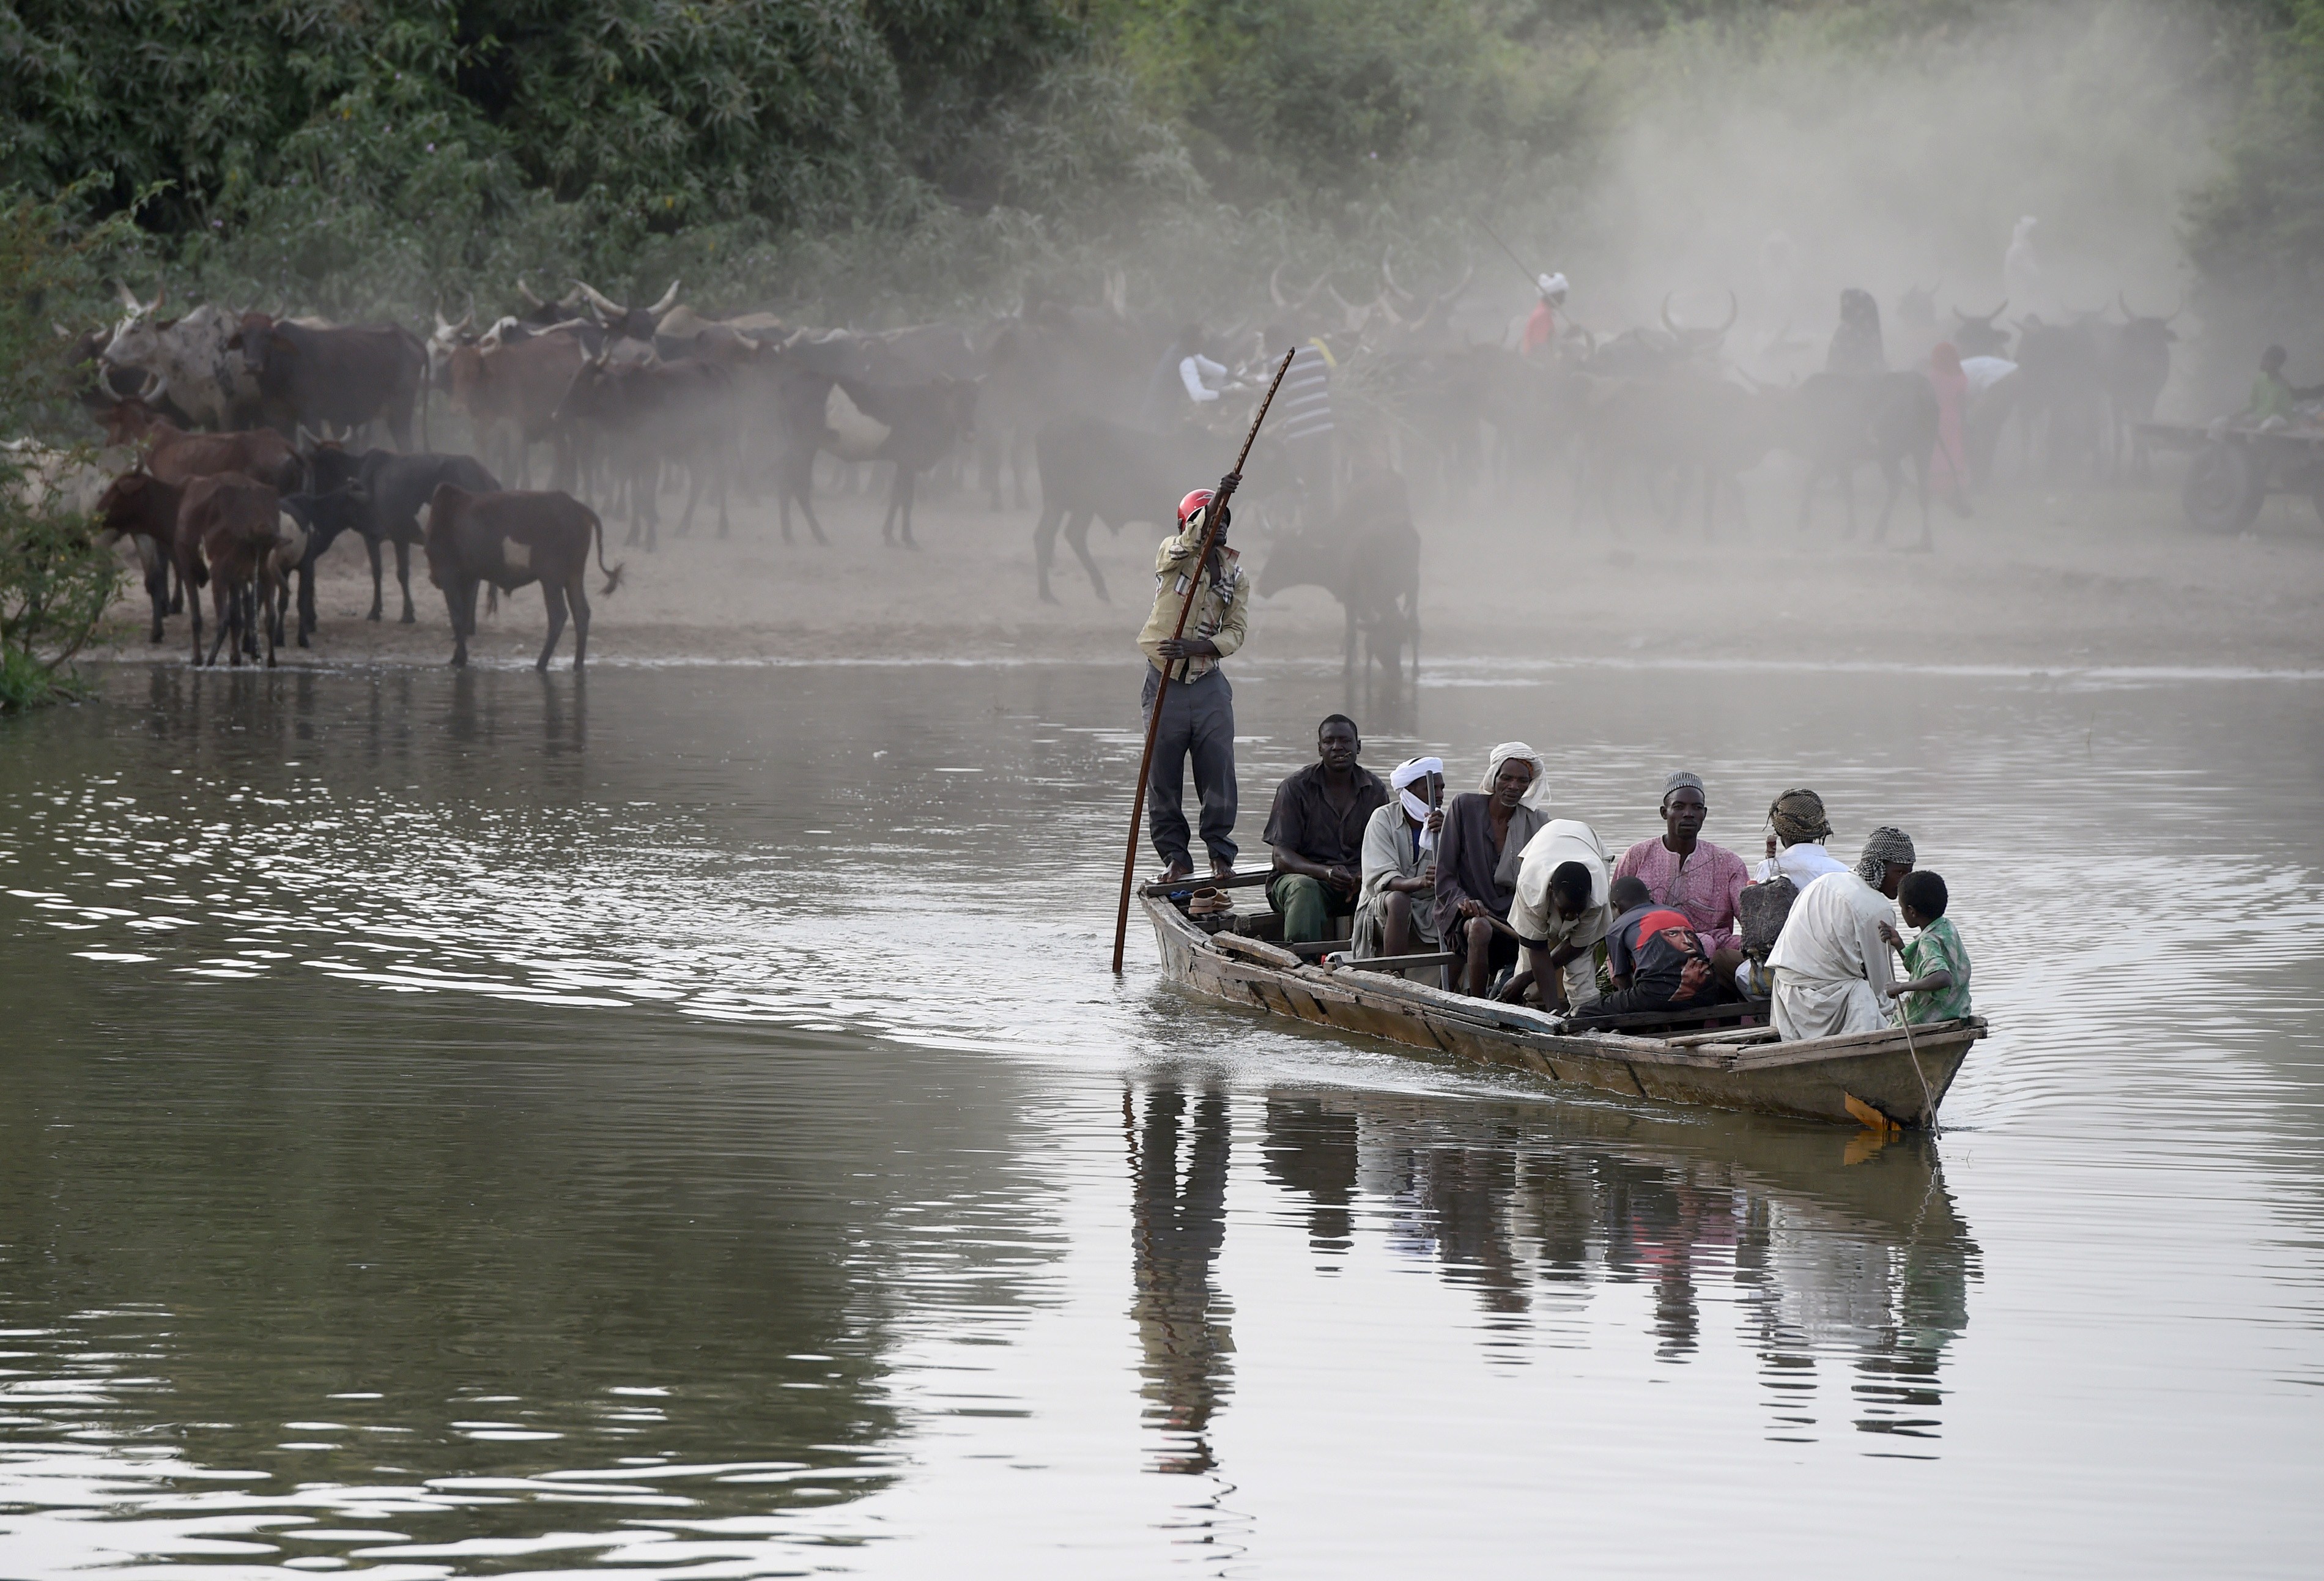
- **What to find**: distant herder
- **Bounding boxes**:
[1137,489,1251,883]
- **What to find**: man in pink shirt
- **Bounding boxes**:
[1613,771,1750,976]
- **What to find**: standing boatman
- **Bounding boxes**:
[1137,488,1250,884]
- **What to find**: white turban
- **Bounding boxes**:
[1389,755,1442,793]
[1392,757,1444,851]
[1539,272,1568,300]
[1478,742,1550,809]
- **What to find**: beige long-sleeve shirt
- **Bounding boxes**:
[1137,531,1249,682]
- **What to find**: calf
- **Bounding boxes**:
[421,486,623,670]
[89,471,188,644]
[306,445,501,624]
[177,474,287,667]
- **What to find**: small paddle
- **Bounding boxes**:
[1111,349,1298,976]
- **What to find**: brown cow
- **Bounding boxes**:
[421,486,622,671]
[89,471,188,643]
[102,399,302,492]
[443,330,585,487]
[178,474,289,667]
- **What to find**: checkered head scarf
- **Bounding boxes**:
[1855,826,1915,888]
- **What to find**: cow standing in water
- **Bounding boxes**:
[178,474,293,668]
[421,486,623,671]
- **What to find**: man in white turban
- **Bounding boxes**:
[1353,757,1444,960]
[1767,826,1915,1040]
[1434,742,1553,996]
[1506,817,1616,1012]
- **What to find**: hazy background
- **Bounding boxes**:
[4,1,2318,409]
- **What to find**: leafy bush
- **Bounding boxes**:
[0,191,125,712]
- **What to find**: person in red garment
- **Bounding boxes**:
[1521,273,1568,357]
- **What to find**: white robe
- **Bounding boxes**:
[1766,869,1898,1040]
[1754,840,1848,887]
[1509,819,1614,1006]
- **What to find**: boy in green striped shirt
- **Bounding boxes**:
[1881,870,1973,1025]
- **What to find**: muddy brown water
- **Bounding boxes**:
[2,659,2320,1577]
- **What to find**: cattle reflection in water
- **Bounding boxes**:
[1256,1090,1978,1445]
[1125,1084,1235,1476]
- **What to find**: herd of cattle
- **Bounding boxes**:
[3,259,2187,669]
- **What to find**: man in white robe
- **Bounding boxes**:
[1507,818,1615,1011]
[1767,826,1914,1040]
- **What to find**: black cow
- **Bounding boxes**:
[554,355,735,549]
[278,487,381,647]
[229,314,427,450]
[306,445,502,624]
[766,356,979,549]
[1258,492,1422,689]
[1949,302,2011,359]
[1031,417,1217,601]
[2011,316,2108,481]
[421,485,623,670]
[1781,371,1940,546]
[2096,294,2179,481]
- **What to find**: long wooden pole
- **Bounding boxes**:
[1112,348,1298,974]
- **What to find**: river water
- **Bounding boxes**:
[1,658,2318,1577]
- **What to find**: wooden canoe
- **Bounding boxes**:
[1141,890,1984,1128]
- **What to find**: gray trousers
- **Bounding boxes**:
[1141,665,1237,871]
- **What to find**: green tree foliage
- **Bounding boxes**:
[2185,0,2324,308]
[0,193,125,712]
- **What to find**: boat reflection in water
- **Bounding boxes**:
[1129,1081,1977,1474]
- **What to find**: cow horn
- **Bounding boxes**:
[517,276,545,308]
[1433,261,1475,313]
[461,291,476,331]
[113,280,142,313]
[1382,248,1410,301]
[571,281,624,317]
[1374,291,1404,328]
[297,424,319,449]
[434,300,452,335]
[647,279,681,316]
[1270,262,1290,309]
[1660,291,1681,333]
[149,283,166,314]
[136,371,163,402]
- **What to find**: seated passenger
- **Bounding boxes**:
[1263,714,1389,944]
[1503,818,1616,1012]
[1881,870,1973,1025]
[1432,743,1551,996]
[1567,876,1725,1026]
[1767,826,1914,1040]
[1353,756,1443,958]
[1756,787,1848,886]
[1614,771,1750,977]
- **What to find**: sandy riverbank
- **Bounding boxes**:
[84,460,2324,675]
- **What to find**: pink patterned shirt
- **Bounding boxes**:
[1613,837,1750,955]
